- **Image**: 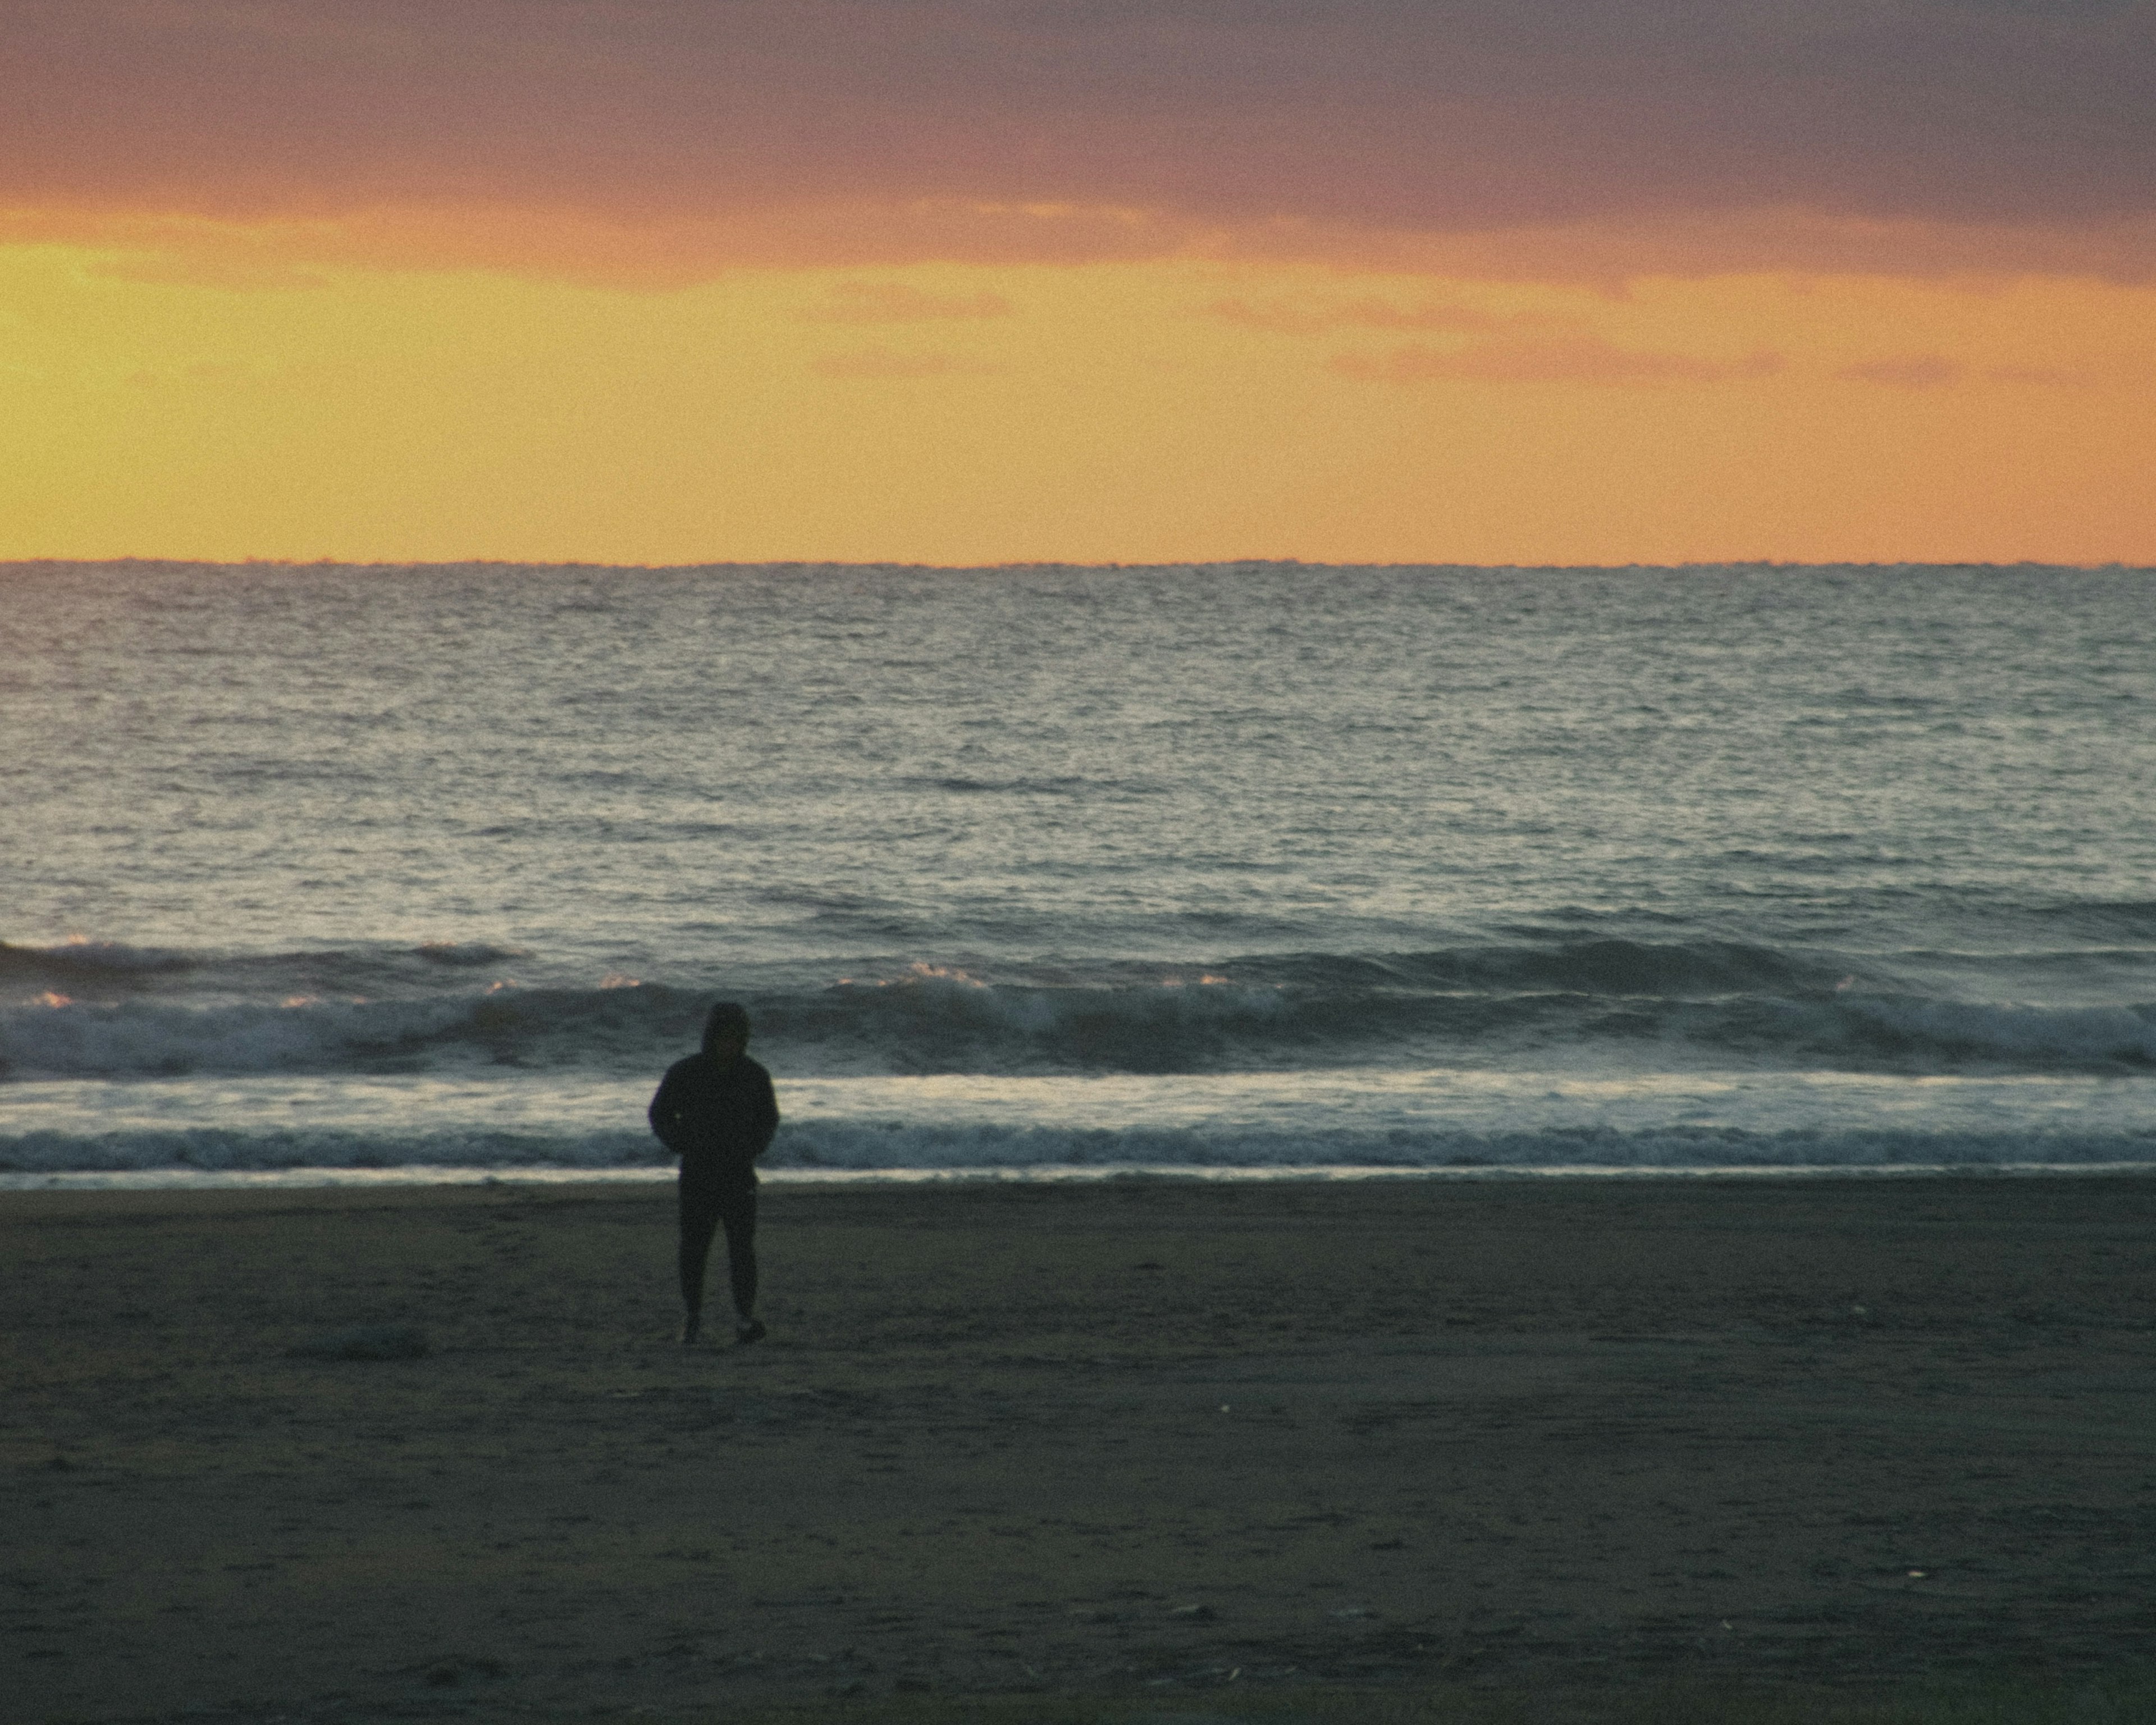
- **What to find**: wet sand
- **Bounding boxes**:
[6,1174,2154,1722]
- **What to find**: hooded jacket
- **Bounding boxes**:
[648,1051,779,1180]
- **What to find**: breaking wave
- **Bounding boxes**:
[0,982,696,1079]
[6,938,2156,1080]
[0,937,531,996]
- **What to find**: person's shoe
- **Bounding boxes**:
[734,1320,766,1347]
[679,1312,702,1345]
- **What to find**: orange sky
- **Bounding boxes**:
[4,2,2154,564]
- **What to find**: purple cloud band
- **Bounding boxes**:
[7,2,2153,265]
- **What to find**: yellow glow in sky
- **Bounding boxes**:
[4,240,2152,564]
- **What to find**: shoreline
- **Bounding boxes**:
[8,1175,2154,1723]
[8,1157,2156,1193]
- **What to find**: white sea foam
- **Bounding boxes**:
[3,1069,2150,1178]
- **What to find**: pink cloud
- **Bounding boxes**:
[1333,337,1788,386]
[1835,354,1964,388]
[1205,296,1528,336]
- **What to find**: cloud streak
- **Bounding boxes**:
[1333,337,1787,386]
[1835,354,1963,388]
[1205,296,1531,336]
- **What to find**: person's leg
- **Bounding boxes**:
[715,1181,762,1343]
[677,1169,722,1343]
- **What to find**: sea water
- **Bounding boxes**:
[5,560,2154,1186]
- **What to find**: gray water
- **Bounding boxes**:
[5,560,2154,1181]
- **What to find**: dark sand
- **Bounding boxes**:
[6,1175,2154,1723]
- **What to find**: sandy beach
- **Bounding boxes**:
[6,1175,2154,1722]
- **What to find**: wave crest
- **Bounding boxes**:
[6,938,2156,1079]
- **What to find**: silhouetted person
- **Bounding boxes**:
[648,1002,779,1345]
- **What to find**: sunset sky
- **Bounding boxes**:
[6,0,2154,565]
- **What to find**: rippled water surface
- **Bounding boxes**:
[4,560,2154,1178]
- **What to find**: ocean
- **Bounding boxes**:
[5,559,2154,1187]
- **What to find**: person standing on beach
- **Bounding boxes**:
[648,1002,779,1345]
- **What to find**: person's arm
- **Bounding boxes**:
[751,1068,779,1159]
[648,1065,686,1154]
